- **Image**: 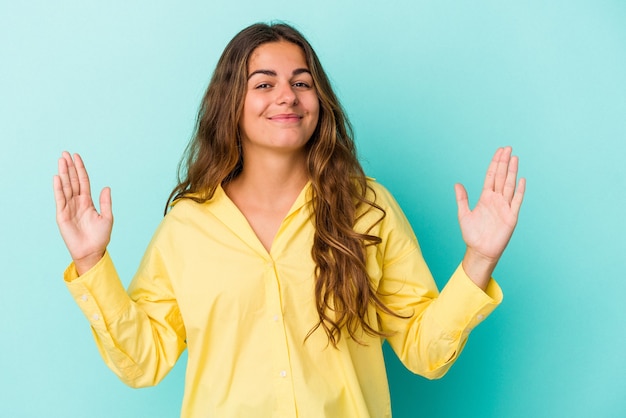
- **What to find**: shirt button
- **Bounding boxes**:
[80,294,88,302]
[92,314,100,321]
[280,370,287,378]
[477,314,485,321]
[273,315,279,322]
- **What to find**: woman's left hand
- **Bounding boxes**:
[454,146,526,289]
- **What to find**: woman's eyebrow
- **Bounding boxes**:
[248,68,311,80]
[292,68,311,76]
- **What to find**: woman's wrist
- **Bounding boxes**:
[462,248,499,291]
[74,250,106,276]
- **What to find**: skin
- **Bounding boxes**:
[239,41,319,158]
[53,42,525,290]
[455,146,526,290]
[54,152,112,275]
[224,41,320,252]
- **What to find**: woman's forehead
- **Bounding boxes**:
[248,41,308,72]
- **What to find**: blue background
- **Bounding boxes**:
[1,1,625,417]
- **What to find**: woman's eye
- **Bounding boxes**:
[293,82,311,88]
[255,83,272,89]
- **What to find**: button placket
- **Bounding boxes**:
[264,259,294,406]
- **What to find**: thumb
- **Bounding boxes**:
[454,183,470,219]
[99,187,113,220]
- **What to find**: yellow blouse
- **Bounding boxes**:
[64,180,502,417]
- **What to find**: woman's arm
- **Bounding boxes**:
[54,152,186,387]
[374,147,525,377]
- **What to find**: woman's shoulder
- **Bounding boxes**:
[361,178,419,247]
[166,196,205,218]
[362,177,416,230]
[158,193,218,233]
[364,177,401,209]
[166,187,224,216]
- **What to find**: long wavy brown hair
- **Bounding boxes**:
[166,22,400,346]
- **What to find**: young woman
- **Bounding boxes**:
[54,22,525,417]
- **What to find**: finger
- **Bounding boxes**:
[502,155,519,203]
[483,147,503,192]
[74,153,91,198]
[99,187,113,220]
[454,183,471,219]
[511,177,526,217]
[53,175,67,215]
[63,151,81,196]
[58,154,74,201]
[494,146,512,194]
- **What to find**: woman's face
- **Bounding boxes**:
[239,41,320,157]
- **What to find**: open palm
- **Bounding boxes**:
[455,147,525,263]
[53,152,113,274]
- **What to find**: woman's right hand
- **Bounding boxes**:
[53,152,113,275]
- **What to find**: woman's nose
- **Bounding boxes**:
[275,83,298,106]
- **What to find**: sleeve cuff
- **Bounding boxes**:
[64,252,130,329]
[431,263,503,335]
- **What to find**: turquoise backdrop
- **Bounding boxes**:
[1,1,625,417]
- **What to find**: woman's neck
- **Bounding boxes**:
[223,148,309,253]
[225,148,309,209]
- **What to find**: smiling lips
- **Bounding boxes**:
[268,113,302,123]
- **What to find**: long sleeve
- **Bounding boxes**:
[378,250,501,379]
[64,246,186,388]
[366,181,502,379]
